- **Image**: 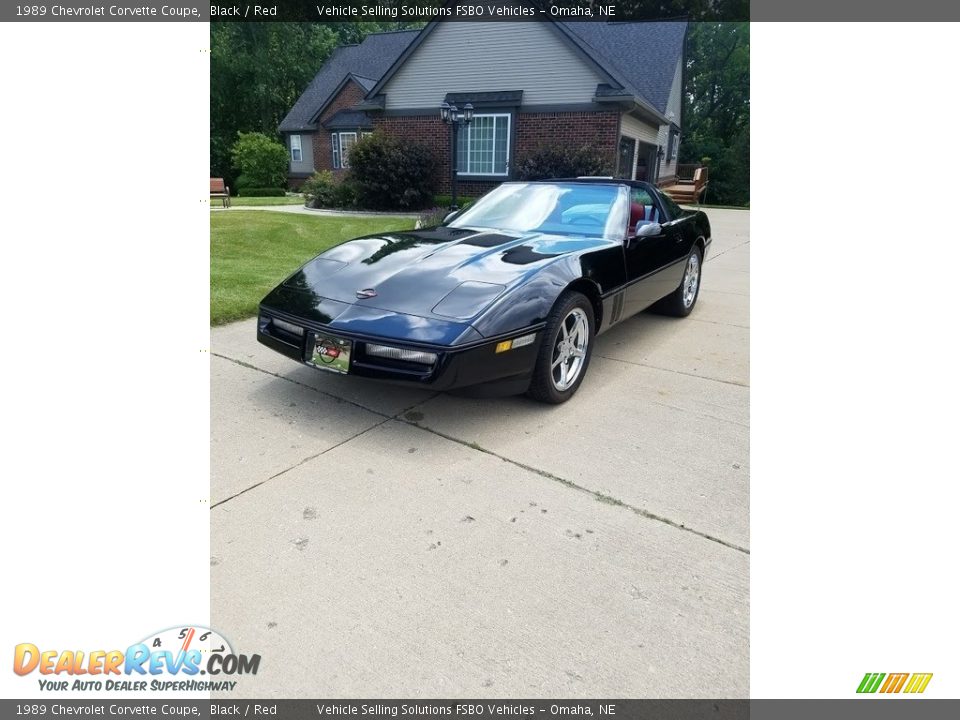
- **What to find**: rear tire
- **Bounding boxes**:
[652,246,703,317]
[527,291,595,404]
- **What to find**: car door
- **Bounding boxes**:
[650,189,699,299]
[622,186,678,315]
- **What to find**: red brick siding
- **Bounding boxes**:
[310,79,368,177]
[372,110,621,197]
[515,111,620,166]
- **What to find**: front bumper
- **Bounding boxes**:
[257,308,542,394]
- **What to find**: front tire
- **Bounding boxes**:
[652,246,703,317]
[527,291,595,404]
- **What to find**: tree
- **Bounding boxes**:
[680,23,750,206]
[230,132,289,189]
[210,22,425,187]
[211,23,336,185]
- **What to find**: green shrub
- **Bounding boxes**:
[302,170,338,208]
[348,132,438,210]
[237,187,286,197]
[332,179,359,209]
[514,143,611,181]
[230,132,288,190]
[432,195,475,210]
[301,171,360,209]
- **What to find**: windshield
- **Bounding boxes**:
[448,182,630,241]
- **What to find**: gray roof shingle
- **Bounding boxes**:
[563,21,687,116]
[323,109,374,130]
[278,30,418,132]
[280,22,686,133]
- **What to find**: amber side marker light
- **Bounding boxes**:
[495,333,536,353]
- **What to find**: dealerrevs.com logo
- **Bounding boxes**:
[13,626,260,692]
[857,672,933,694]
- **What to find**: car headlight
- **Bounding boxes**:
[365,343,438,365]
[271,318,304,337]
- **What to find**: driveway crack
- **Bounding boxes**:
[211,353,748,554]
[595,354,749,388]
[704,239,750,262]
[210,418,390,509]
[210,351,438,508]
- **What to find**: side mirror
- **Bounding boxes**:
[443,210,459,224]
[635,222,662,238]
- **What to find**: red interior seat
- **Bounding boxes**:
[629,202,645,231]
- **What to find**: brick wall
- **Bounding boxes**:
[372,110,621,198]
[515,111,620,166]
[311,79,368,176]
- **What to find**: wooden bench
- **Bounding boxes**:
[210,178,231,208]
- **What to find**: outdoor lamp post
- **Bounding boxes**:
[439,101,474,210]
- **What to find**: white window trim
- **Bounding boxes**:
[458,113,511,177]
[290,134,302,163]
[669,130,680,161]
[332,132,357,169]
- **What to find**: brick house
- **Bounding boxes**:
[278,20,686,195]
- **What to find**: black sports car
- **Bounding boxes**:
[258,178,710,403]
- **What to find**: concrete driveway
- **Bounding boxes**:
[210,208,749,697]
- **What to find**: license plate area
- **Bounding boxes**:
[308,333,352,374]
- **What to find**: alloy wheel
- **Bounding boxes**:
[550,307,589,391]
[682,253,701,308]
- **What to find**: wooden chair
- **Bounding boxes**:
[210,178,230,208]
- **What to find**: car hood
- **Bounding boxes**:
[270,225,609,323]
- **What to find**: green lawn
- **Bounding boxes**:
[214,195,306,207]
[211,211,416,325]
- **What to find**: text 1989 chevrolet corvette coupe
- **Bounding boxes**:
[258,179,710,403]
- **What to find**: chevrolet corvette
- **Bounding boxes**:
[257,178,710,403]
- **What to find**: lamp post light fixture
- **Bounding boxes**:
[439,101,474,211]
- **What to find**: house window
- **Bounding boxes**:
[457,114,510,176]
[290,134,302,163]
[332,132,357,169]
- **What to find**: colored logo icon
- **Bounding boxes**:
[857,672,933,694]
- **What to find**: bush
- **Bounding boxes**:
[237,187,286,197]
[302,170,338,208]
[331,179,360,209]
[348,132,438,210]
[301,171,360,210]
[432,195,475,210]
[230,132,288,190]
[514,143,612,181]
